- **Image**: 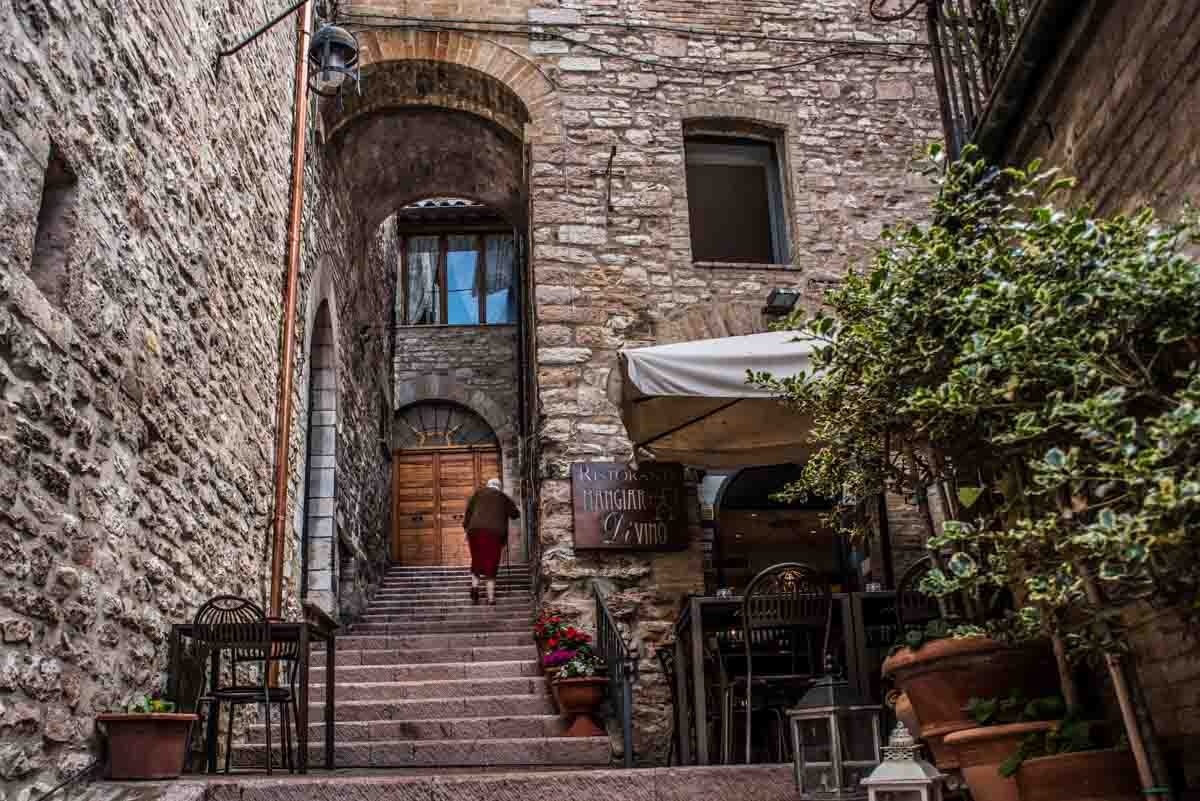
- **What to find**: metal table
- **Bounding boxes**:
[672,593,895,765]
[168,603,338,773]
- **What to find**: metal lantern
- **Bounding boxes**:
[787,676,883,799]
[861,723,945,801]
[307,23,360,97]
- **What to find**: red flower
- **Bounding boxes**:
[547,638,559,649]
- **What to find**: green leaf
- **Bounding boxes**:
[957,486,984,508]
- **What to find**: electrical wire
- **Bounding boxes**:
[868,0,927,23]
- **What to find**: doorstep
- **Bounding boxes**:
[87,764,796,801]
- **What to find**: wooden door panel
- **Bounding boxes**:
[392,447,500,567]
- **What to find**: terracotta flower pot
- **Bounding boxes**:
[881,637,1058,769]
[945,721,1057,801]
[97,713,198,780]
[1016,748,1141,801]
[554,676,607,737]
[892,691,921,738]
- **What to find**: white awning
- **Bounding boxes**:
[608,331,820,468]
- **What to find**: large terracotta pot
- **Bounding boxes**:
[554,676,607,737]
[945,721,1056,801]
[1016,748,1140,801]
[881,637,1058,769]
[97,713,198,780]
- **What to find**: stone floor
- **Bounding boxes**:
[234,564,609,770]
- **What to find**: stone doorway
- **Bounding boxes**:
[391,447,503,566]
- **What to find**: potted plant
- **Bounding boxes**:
[541,625,593,678]
[96,693,198,780]
[553,650,608,737]
[532,607,566,656]
[755,147,1194,798]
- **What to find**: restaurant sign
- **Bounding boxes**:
[571,462,688,551]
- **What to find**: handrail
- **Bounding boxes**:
[593,582,638,767]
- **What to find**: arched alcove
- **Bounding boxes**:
[301,300,338,613]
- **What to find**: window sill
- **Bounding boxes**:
[692,261,799,271]
[397,323,519,331]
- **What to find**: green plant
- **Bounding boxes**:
[998,711,1103,778]
[557,650,604,680]
[964,693,1066,727]
[754,143,1198,795]
[127,693,176,714]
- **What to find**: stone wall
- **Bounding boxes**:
[995,1,1200,787]
[0,4,396,796]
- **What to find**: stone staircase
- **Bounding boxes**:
[236,564,611,769]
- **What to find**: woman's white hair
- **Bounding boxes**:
[487,478,502,490]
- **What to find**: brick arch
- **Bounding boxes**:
[393,374,515,446]
[352,29,560,140]
[680,100,793,129]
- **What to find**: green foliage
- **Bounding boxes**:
[998,711,1102,778]
[127,694,176,714]
[965,693,1066,726]
[757,143,1200,663]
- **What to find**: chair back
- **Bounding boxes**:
[895,556,942,629]
[741,562,832,674]
[192,595,272,668]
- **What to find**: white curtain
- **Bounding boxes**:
[406,236,439,324]
[485,235,517,324]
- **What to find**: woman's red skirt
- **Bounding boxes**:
[467,528,505,578]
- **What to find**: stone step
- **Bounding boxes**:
[312,693,557,721]
[374,584,530,596]
[367,597,532,611]
[360,609,534,624]
[186,765,797,800]
[333,632,532,651]
[379,574,530,584]
[384,565,535,577]
[347,619,529,635]
[370,593,532,607]
[233,735,610,770]
[248,714,567,743]
[310,676,547,703]
[314,644,536,667]
[308,660,538,684]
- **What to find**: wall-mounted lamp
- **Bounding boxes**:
[764,288,801,317]
[216,1,361,102]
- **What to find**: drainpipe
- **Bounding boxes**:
[269,1,314,619]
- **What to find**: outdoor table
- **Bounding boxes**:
[168,602,338,774]
[671,592,897,765]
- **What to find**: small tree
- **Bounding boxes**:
[755,144,1200,798]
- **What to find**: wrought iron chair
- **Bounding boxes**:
[738,562,833,764]
[191,596,299,774]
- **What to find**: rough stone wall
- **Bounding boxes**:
[995,1,1200,787]
[0,4,398,796]
[0,0,298,792]
[518,0,940,762]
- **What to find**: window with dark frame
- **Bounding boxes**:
[400,233,518,326]
[684,135,790,265]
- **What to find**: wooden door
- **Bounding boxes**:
[391,448,502,566]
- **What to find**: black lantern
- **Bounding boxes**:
[307,23,360,97]
[764,287,801,316]
[787,676,884,799]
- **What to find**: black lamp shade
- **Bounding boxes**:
[308,23,360,96]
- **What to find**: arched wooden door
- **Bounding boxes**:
[390,403,502,567]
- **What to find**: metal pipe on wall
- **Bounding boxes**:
[269,0,315,618]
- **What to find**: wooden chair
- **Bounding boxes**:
[191,596,298,774]
[738,562,833,764]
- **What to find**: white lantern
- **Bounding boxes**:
[860,722,945,801]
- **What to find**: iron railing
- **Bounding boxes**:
[925,0,1032,157]
[593,583,638,767]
